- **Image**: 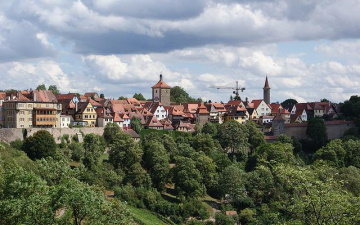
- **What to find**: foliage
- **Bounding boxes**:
[0,167,55,225]
[109,132,143,172]
[118,96,127,100]
[131,116,143,134]
[219,164,247,207]
[10,138,23,150]
[170,86,201,103]
[142,140,170,191]
[274,164,360,225]
[341,95,360,118]
[315,139,345,167]
[22,130,57,160]
[217,120,248,153]
[215,212,236,225]
[306,117,328,150]
[83,134,106,170]
[133,93,146,101]
[36,84,46,90]
[48,85,60,95]
[281,98,298,106]
[173,156,203,198]
[202,122,218,137]
[103,122,121,144]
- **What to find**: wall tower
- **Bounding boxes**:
[263,76,271,104]
[152,74,171,106]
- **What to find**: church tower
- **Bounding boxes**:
[152,74,171,106]
[263,76,271,104]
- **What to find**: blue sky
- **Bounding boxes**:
[0,0,359,103]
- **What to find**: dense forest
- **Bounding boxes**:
[1,96,360,225]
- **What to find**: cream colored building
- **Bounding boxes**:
[3,101,62,128]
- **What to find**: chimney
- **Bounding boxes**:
[33,91,37,102]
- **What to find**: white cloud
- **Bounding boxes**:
[0,61,71,92]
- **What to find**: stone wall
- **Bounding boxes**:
[284,120,356,140]
[0,127,105,144]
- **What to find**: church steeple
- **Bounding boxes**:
[263,76,271,104]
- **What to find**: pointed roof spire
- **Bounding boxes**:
[264,75,270,89]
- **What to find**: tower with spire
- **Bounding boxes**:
[263,76,271,104]
[152,74,171,106]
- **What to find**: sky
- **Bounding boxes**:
[0,0,359,103]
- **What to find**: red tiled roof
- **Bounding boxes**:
[196,104,209,114]
[251,99,263,109]
[152,80,171,89]
[56,93,77,100]
[33,90,57,102]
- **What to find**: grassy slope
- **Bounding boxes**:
[128,206,168,225]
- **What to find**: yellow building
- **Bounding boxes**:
[74,101,97,127]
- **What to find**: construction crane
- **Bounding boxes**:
[209,81,245,100]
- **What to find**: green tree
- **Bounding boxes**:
[52,178,105,225]
[118,96,126,100]
[192,133,216,155]
[254,142,295,167]
[36,84,46,90]
[108,132,143,172]
[22,130,57,160]
[103,122,121,145]
[274,164,360,225]
[170,86,199,103]
[315,139,345,167]
[219,164,247,205]
[281,98,298,105]
[48,85,60,95]
[344,139,360,167]
[143,140,170,190]
[217,121,248,153]
[99,93,105,98]
[202,122,218,137]
[0,167,55,225]
[320,98,330,102]
[173,156,202,198]
[341,95,360,118]
[161,134,179,162]
[133,93,146,101]
[244,121,265,152]
[83,134,106,170]
[215,212,236,225]
[194,153,217,190]
[130,116,142,134]
[306,117,328,150]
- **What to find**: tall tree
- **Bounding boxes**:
[83,134,106,170]
[108,132,143,172]
[22,130,57,160]
[142,140,170,190]
[130,116,142,134]
[0,167,55,225]
[173,156,202,198]
[306,117,328,150]
[36,84,46,90]
[170,86,199,103]
[103,122,121,145]
[217,121,248,153]
[48,85,60,95]
[133,93,146,101]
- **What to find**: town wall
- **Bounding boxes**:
[0,127,105,144]
[284,121,356,140]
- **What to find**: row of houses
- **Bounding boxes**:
[0,89,340,132]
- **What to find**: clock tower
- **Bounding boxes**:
[152,74,171,106]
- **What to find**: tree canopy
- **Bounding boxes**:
[170,86,201,103]
[22,130,57,160]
